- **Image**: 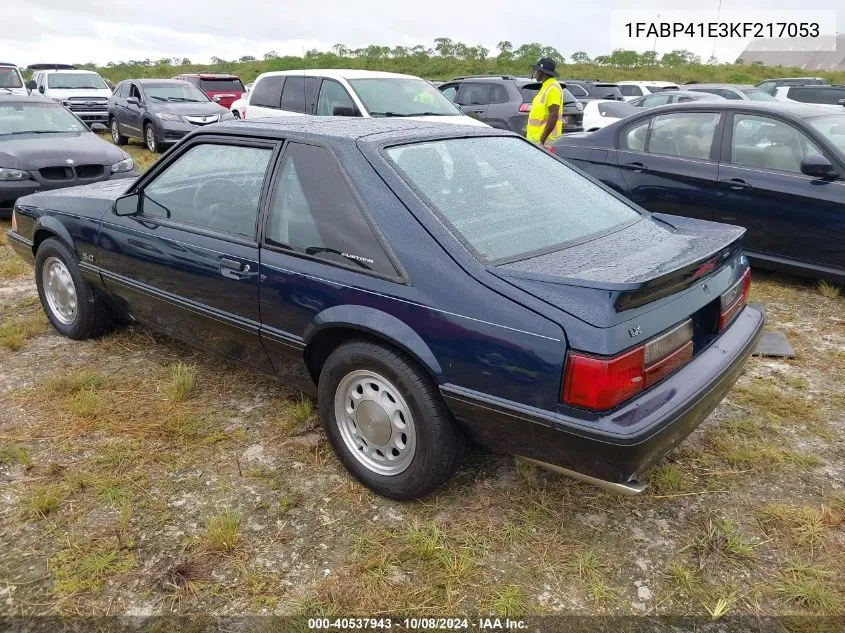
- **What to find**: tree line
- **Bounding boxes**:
[70,39,844,86]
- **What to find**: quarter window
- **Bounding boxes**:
[316,79,356,116]
[250,76,284,109]
[280,77,307,113]
[141,143,272,238]
[619,85,643,97]
[648,112,720,159]
[265,143,397,276]
[642,93,671,108]
[730,114,822,173]
[621,119,650,151]
[567,84,588,98]
[439,84,459,102]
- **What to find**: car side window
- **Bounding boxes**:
[316,79,355,116]
[621,119,650,151]
[757,81,776,96]
[280,77,307,113]
[489,84,509,104]
[567,84,588,98]
[643,94,671,108]
[648,112,720,159]
[456,83,491,106]
[250,76,284,109]
[439,83,459,102]
[140,143,273,238]
[730,114,823,174]
[620,85,642,97]
[129,84,141,100]
[265,143,397,277]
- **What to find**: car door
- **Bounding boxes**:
[715,111,845,269]
[279,75,310,116]
[246,75,284,120]
[97,137,279,371]
[258,141,402,388]
[615,110,723,221]
[122,83,144,137]
[315,78,358,117]
[454,82,491,121]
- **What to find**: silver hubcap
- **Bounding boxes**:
[111,121,118,141]
[334,370,416,476]
[42,256,77,325]
[146,128,155,150]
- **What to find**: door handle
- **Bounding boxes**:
[720,178,751,190]
[219,257,252,279]
[623,161,648,172]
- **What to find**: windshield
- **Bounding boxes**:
[145,83,209,103]
[47,72,108,90]
[199,78,244,92]
[387,137,641,262]
[808,115,845,154]
[741,88,777,101]
[0,102,85,135]
[348,78,460,117]
[0,67,23,89]
[647,84,675,93]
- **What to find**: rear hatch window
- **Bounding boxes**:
[590,84,623,100]
[199,78,244,92]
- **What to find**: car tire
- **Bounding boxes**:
[35,237,115,340]
[318,340,465,500]
[144,123,160,153]
[110,118,127,145]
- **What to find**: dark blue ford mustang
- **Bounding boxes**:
[7,118,764,500]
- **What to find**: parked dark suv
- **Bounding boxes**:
[756,77,829,96]
[108,79,232,153]
[777,85,845,107]
[560,80,624,102]
[438,75,583,134]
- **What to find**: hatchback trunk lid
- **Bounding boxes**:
[491,214,746,331]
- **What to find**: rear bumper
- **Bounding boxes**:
[442,305,764,486]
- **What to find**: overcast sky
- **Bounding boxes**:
[2,0,841,67]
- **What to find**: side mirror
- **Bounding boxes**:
[38,85,45,94]
[332,105,360,117]
[800,155,839,180]
[127,97,140,106]
[113,193,140,216]
[90,123,107,133]
[26,80,36,91]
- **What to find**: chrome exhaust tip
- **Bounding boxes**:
[521,458,647,495]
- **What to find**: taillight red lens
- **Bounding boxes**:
[563,319,694,411]
[563,347,645,410]
[519,103,530,112]
[719,268,751,330]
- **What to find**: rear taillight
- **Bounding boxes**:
[562,319,693,411]
[719,268,751,331]
[519,103,530,112]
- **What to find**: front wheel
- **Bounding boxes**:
[144,123,160,153]
[35,238,114,340]
[318,340,465,500]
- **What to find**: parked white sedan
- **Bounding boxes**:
[581,99,640,131]
[616,81,678,101]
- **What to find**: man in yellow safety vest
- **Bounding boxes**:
[525,57,563,147]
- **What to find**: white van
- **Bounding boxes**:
[31,67,112,127]
[0,63,27,96]
[241,69,487,127]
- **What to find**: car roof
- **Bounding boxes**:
[644,100,840,118]
[616,80,678,86]
[177,73,240,79]
[761,77,827,82]
[685,83,756,89]
[37,69,101,75]
[257,69,421,81]
[132,78,190,85]
[212,117,513,145]
[0,93,58,104]
[0,63,21,68]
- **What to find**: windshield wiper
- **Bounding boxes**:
[368,111,412,118]
[149,95,171,101]
[403,112,454,117]
[2,130,69,135]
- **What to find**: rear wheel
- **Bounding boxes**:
[35,238,114,340]
[318,340,465,500]
[110,118,127,145]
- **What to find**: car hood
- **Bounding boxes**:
[151,101,228,116]
[44,88,112,99]
[0,132,128,169]
[491,214,746,327]
[407,115,488,127]
[16,179,135,220]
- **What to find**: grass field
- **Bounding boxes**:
[0,140,843,622]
